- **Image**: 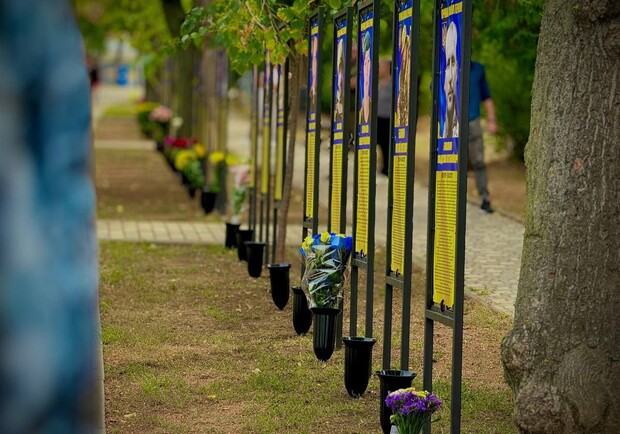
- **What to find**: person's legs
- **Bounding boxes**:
[377,116,390,176]
[468,119,489,200]
[468,119,494,213]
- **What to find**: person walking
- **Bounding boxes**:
[377,58,392,177]
[469,60,497,213]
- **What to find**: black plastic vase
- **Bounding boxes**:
[267,263,291,310]
[342,337,376,397]
[292,286,312,335]
[188,187,197,198]
[235,229,253,261]
[201,190,217,214]
[311,307,341,362]
[225,222,240,249]
[245,242,265,278]
[376,369,417,434]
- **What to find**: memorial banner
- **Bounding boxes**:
[432,0,462,309]
[275,64,286,201]
[261,51,272,196]
[390,0,413,274]
[330,14,349,232]
[355,6,374,255]
[249,68,258,189]
[305,18,320,219]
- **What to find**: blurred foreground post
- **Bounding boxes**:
[0,1,102,433]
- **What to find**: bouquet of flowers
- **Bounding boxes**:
[148,105,173,123]
[137,103,172,141]
[299,232,353,309]
[229,164,250,224]
[385,388,442,434]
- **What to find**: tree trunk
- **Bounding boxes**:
[275,53,301,262]
[501,1,620,433]
[145,64,162,103]
[161,0,194,137]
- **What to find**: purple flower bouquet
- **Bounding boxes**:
[385,388,442,434]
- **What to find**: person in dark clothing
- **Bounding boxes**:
[377,58,392,177]
[469,61,498,213]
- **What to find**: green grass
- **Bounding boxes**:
[100,241,516,433]
[104,104,138,117]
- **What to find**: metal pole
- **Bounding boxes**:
[350,0,379,339]
[422,1,443,431]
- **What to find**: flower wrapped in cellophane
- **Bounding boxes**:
[299,232,353,309]
[385,388,442,434]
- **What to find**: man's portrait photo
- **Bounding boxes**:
[442,21,459,138]
[358,30,372,125]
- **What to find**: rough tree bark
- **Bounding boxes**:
[275,53,301,262]
[501,1,620,433]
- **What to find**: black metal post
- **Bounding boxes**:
[302,9,324,265]
[272,60,288,264]
[261,52,273,265]
[328,7,353,350]
[249,67,259,238]
[382,0,420,371]
[423,1,472,432]
[350,0,379,340]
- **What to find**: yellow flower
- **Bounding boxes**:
[301,235,314,250]
[320,232,331,243]
[225,153,242,166]
[174,150,197,170]
[193,143,206,158]
[208,151,225,164]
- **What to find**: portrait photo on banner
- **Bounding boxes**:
[309,22,319,114]
[394,0,412,129]
[358,12,373,127]
[333,29,345,126]
[438,0,462,140]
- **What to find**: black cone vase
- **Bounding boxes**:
[376,370,417,434]
[245,242,265,278]
[225,222,240,249]
[292,286,312,335]
[236,229,253,261]
[311,307,341,362]
[201,190,217,214]
[188,187,196,198]
[267,263,291,310]
[342,337,376,397]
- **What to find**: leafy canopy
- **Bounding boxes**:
[180,0,352,73]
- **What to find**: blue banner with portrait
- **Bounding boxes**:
[357,8,373,150]
[332,16,347,145]
[437,0,462,172]
[393,0,413,152]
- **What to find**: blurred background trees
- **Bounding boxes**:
[73,0,543,159]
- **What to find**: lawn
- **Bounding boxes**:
[100,241,516,433]
[97,104,519,433]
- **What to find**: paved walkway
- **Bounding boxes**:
[97,219,304,246]
[94,85,524,317]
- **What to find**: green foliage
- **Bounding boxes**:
[473,0,543,160]
[180,1,353,73]
[74,0,171,55]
